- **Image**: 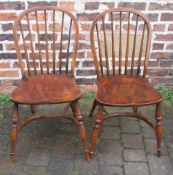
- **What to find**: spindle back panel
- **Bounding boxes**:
[90,8,152,78]
[13,7,79,78]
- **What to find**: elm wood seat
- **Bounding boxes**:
[10,6,90,162]
[89,8,163,158]
[11,74,81,104]
[96,75,163,106]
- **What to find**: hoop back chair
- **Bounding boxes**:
[10,6,89,161]
[89,8,163,157]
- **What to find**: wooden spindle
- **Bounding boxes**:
[35,11,43,74]
[111,12,115,75]
[125,12,130,75]
[96,23,103,76]
[19,21,31,76]
[137,22,146,76]
[66,18,72,75]
[26,13,37,75]
[131,15,139,75]
[119,12,122,75]
[53,10,56,74]
[143,25,150,78]
[44,10,49,74]
[102,16,109,76]
[59,12,64,74]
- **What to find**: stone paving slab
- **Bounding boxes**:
[124,162,150,175]
[142,127,156,139]
[121,118,141,134]
[100,126,121,140]
[99,165,123,175]
[22,166,48,175]
[26,148,51,166]
[122,133,144,149]
[98,140,123,166]
[123,149,147,162]
[0,99,172,175]
[48,156,74,175]
[148,155,173,175]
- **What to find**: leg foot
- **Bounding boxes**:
[10,153,16,162]
[89,105,103,157]
[155,102,162,157]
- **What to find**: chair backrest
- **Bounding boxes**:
[13,6,79,79]
[90,8,152,79]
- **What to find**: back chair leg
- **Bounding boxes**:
[133,106,137,113]
[10,103,19,162]
[155,102,162,157]
[31,105,37,114]
[71,101,90,161]
[89,99,97,118]
[90,105,103,157]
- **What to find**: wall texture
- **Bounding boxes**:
[0,0,173,92]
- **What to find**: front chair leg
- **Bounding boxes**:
[71,102,90,161]
[155,102,162,157]
[10,103,19,162]
[31,105,37,114]
[89,99,97,118]
[90,105,103,157]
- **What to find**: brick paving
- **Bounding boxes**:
[0,97,173,175]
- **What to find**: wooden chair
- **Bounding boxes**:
[10,6,90,161]
[89,8,163,158]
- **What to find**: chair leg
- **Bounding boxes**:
[89,99,97,118]
[10,103,19,162]
[71,102,90,161]
[31,105,37,114]
[155,102,162,157]
[90,105,103,157]
[133,106,137,113]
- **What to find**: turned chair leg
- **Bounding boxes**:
[71,101,90,161]
[89,99,97,118]
[133,106,137,113]
[155,102,162,157]
[90,105,103,157]
[31,105,37,114]
[10,103,19,162]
